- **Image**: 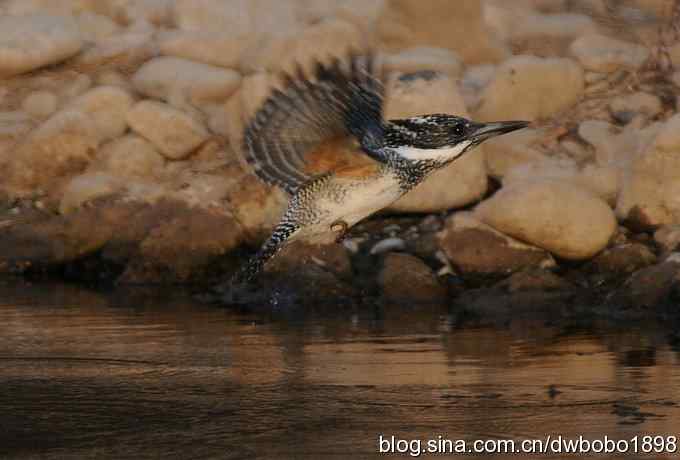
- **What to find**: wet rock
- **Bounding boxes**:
[0,14,83,77]
[495,268,573,293]
[376,0,508,64]
[654,225,680,255]
[570,34,650,73]
[266,241,352,281]
[127,100,210,160]
[159,31,250,69]
[132,57,241,105]
[22,91,58,119]
[370,238,406,255]
[378,253,446,304]
[119,207,243,284]
[59,172,123,214]
[437,212,554,280]
[475,55,584,121]
[382,47,462,77]
[385,71,487,212]
[608,261,680,311]
[609,92,662,123]
[475,180,617,260]
[617,114,680,230]
[95,135,165,179]
[586,243,657,277]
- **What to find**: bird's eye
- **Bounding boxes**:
[453,123,466,136]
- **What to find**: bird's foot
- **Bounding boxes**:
[330,220,349,243]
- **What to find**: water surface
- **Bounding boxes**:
[1,282,679,459]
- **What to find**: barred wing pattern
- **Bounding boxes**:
[242,54,386,194]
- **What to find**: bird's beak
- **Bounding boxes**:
[468,120,530,143]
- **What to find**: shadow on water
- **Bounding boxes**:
[1,281,680,459]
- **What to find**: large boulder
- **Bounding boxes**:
[0,14,83,77]
[437,212,554,280]
[617,115,680,230]
[475,180,617,260]
[376,0,508,64]
[384,71,487,212]
[475,55,584,121]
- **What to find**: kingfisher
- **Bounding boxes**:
[233,54,528,283]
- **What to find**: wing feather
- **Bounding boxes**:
[242,53,385,194]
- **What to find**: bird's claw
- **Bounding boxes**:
[330,220,349,243]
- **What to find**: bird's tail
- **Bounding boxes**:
[231,222,299,284]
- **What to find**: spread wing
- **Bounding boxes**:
[242,54,386,194]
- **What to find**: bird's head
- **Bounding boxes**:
[385,114,529,164]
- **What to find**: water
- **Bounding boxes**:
[1,282,679,459]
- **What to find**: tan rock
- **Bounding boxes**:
[475,55,584,121]
[3,0,96,16]
[382,47,462,77]
[75,11,120,43]
[22,91,58,119]
[159,30,250,69]
[570,34,650,73]
[609,92,662,120]
[132,57,242,105]
[127,100,210,160]
[74,30,157,72]
[173,0,252,34]
[617,114,680,229]
[384,71,487,212]
[475,180,617,260]
[483,128,546,179]
[438,212,554,279]
[97,135,165,179]
[60,172,122,214]
[0,14,84,77]
[66,86,134,143]
[376,0,508,64]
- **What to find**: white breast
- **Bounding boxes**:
[393,142,472,162]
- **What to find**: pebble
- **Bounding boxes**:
[370,238,406,255]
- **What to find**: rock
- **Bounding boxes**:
[382,47,462,77]
[654,225,680,254]
[587,243,657,277]
[617,115,680,230]
[22,91,58,119]
[170,173,233,207]
[384,71,487,212]
[59,73,93,102]
[173,0,252,34]
[570,34,650,73]
[132,57,241,105]
[120,207,244,284]
[3,0,96,16]
[96,135,165,179]
[437,212,554,280]
[73,30,158,72]
[102,0,174,26]
[495,268,573,293]
[488,6,595,43]
[159,31,250,69]
[574,164,620,206]
[241,18,366,74]
[483,128,546,179]
[75,11,120,43]
[370,238,406,255]
[475,55,584,121]
[7,110,100,193]
[609,92,662,123]
[266,241,352,281]
[475,180,617,260]
[608,262,680,311]
[60,172,122,214]
[66,86,134,143]
[0,14,84,77]
[578,119,661,167]
[378,253,446,304]
[376,0,508,64]
[127,100,210,160]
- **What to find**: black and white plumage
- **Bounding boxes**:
[233,54,530,283]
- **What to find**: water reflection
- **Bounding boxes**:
[0,282,679,459]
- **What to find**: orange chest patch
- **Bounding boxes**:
[304,137,380,178]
